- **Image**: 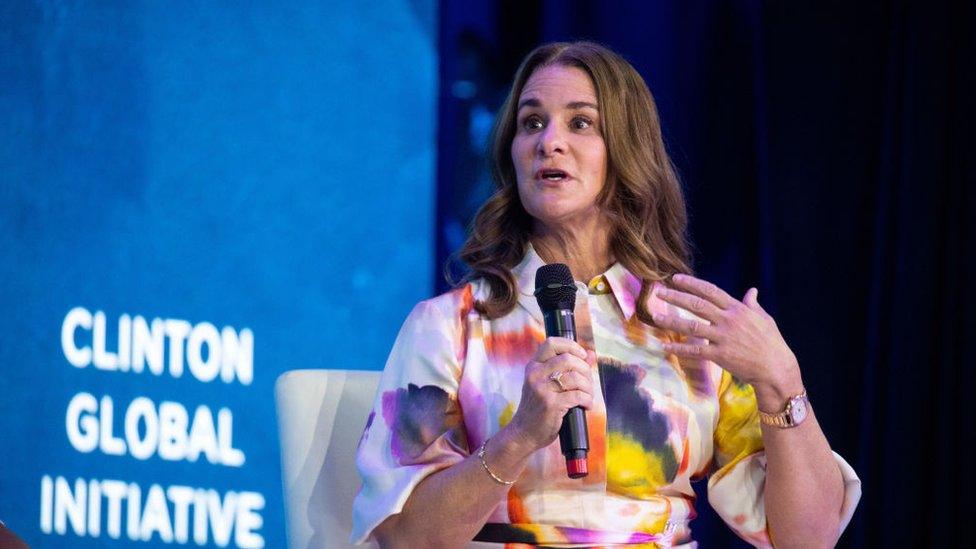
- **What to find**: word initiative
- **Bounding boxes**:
[39,306,265,547]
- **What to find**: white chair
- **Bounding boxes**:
[275,369,381,549]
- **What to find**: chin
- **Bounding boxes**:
[529,208,589,228]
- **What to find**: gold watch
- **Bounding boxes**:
[758,391,809,428]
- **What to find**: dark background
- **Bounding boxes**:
[437,1,975,546]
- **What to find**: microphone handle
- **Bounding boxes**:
[543,309,590,479]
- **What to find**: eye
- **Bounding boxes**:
[571,116,594,130]
[520,115,543,132]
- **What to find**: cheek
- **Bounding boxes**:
[511,139,532,173]
[515,181,538,218]
[585,148,608,186]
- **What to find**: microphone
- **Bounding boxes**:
[534,263,589,479]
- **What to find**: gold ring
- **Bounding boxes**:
[548,370,568,391]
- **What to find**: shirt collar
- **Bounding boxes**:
[513,244,547,323]
[511,243,655,323]
[603,261,644,321]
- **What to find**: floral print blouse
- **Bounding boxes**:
[351,245,861,547]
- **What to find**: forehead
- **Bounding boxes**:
[518,65,598,106]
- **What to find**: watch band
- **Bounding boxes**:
[758,391,808,428]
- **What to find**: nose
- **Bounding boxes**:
[537,123,566,157]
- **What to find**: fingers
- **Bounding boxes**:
[534,337,588,362]
[651,311,722,342]
[560,389,594,410]
[744,287,759,307]
[541,357,593,395]
[546,367,593,394]
[661,340,720,362]
[657,286,724,323]
[525,339,597,413]
[543,351,591,375]
[531,338,592,389]
[743,287,772,319]
[513,341,596,450]
[669,273,737,310]
[528,343,595,407]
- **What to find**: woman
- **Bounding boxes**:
[352,41,860,548]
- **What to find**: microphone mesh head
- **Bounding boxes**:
[534,263,576,312]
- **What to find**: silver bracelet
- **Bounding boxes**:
[477,437,515,486]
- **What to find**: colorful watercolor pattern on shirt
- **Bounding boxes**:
[352,245,861,548]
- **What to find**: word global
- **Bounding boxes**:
[66,393,244,466]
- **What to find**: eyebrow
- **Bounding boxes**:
[516,98,600,111]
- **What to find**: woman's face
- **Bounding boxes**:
[511,65,608,229]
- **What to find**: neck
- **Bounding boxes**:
[531,214,613,282]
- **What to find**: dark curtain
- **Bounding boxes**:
[437,1,975,546]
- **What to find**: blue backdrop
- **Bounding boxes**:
[0,1,437,546]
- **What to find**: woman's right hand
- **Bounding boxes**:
[506,337,595,452]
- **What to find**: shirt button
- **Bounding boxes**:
[596,281,607,292]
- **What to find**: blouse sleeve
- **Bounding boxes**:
[349,293,472,544]
[706,369,862,548]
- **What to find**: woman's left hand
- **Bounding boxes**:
[651,273,801,393]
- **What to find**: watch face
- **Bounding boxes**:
[790,397,808,424]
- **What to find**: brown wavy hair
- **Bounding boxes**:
[456,41,693,324]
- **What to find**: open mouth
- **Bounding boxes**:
[537,169,569,181]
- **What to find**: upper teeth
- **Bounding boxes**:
[544,172,564,179]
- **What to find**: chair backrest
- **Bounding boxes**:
[275,369,381,548]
